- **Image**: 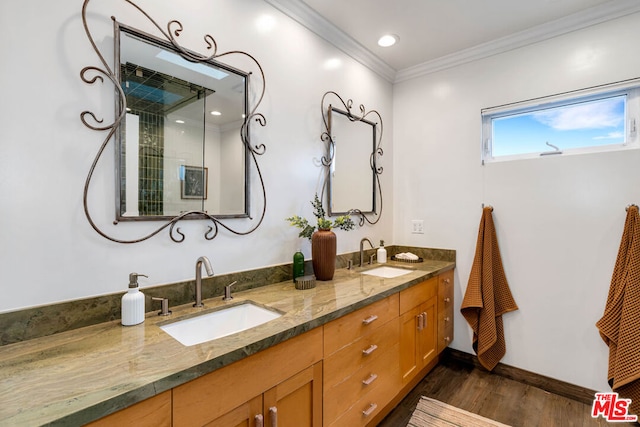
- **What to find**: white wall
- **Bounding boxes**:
[393,12,640,392]
[0,0,393,311]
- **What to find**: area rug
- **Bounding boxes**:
[407,397,511,427]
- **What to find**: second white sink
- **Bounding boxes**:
[361,266,414,278]
[160,301,282,346]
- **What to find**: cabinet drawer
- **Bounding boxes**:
[400,277,437,314]
[324,344,398,423]
[85,390,171,427]
[438,309,454,352]
[324,318,398,389]
[327,363,399,427]
[324,294,399,356]
[438,270,454,314]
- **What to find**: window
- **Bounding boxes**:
[482,82,640,163]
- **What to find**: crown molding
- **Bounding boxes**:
[264,0,397,82]
[395,0,640,83]
[264,0,640,85]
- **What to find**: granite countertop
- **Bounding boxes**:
[0,260,454,426]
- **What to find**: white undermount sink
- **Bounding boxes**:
[160,301,282,346]
[361,266,414,279]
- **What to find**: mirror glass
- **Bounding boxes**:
[116,24,248,220]
[328,107,376,215]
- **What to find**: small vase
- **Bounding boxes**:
[311,228,337,281]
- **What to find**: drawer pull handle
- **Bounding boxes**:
[419,312,428,330]
[269,407,278,427]
[362,373,378,385]
[255,414,264,427]
[362,403,378,417]
[362,314,379,325]
[362,344,378,356]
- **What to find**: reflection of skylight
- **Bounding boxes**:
[122,82,184,105]
[156,50,229,80]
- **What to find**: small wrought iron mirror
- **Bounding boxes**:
[321,92,383,226]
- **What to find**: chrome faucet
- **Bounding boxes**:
[194,256,214,307]
[360,238,374,267]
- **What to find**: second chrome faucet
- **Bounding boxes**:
[360,238,374,267]
[194,256,214,307]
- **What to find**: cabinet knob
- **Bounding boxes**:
[362,403,378,417]
[444,336,451,342]
[362,314,379,325]
[362,373,378,386]
[444,278,451,284]
[444,297,451,303]
[444,316,450,322]
[362,344,378,356]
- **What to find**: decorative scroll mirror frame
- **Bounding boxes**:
[80,0,267,243]
[320,91,383,226]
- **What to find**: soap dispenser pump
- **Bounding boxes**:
[377,240,387,264]
[122,273,147,326]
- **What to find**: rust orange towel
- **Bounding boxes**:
[596,205,640,416]
[461,207,518,371]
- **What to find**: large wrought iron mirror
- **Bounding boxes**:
[116,23,248,220]
[80,0,266,243]
[321,92,383,225]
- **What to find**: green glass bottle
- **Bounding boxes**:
[293,249,305,282]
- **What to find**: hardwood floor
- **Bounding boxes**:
[378,358,637,427]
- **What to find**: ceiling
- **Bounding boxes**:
[265,0,640,82]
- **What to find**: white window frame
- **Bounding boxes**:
[481,80,640,164]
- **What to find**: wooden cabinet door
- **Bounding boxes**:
[418,296,437,369]
[263,362,322,427]
[399,305,421,384]
[399,296,437,384]
[204,395,263,427]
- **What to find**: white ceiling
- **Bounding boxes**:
[266,0,640,82]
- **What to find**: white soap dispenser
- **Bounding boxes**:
[377,240,387,264]
[121,273,147,326]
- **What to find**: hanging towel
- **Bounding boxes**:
[461,207,518,371]
[596,205,640,416]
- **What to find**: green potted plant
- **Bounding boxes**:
[286,194,355,280]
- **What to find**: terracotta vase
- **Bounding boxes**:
[311,228,337,281]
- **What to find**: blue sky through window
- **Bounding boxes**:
[491,95,626,157]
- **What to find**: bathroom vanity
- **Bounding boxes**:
[0,258,454,426]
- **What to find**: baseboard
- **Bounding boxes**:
[443,348,597,405]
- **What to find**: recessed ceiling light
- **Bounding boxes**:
[378,34,399,47]
[175,119,185,124]
[210,111,222,116]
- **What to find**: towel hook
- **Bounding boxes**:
[481,203,494,212]
[626,204,638,212]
